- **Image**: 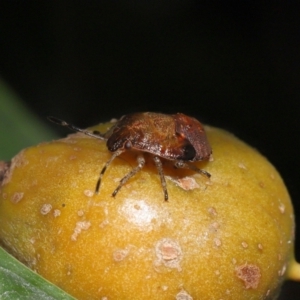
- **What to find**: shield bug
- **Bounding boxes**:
[48,112,212,201]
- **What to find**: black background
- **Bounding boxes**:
[0,1,299,298]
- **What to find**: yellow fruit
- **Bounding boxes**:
[0,122,299,299]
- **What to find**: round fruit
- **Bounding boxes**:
[0,122,298,299]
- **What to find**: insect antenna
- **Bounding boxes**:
[47,116,107,140]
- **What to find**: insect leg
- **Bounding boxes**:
[153,156,168,201]
[95,149,124,194]
[174,160,211,178]
[47,116,106,140]
[112,154,145,197]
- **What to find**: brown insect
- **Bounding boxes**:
[48,112,212,201]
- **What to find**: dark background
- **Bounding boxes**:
[0,1,299,298]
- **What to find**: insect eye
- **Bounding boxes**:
[183,144,196,160]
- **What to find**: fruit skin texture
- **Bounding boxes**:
[0,123,295,300]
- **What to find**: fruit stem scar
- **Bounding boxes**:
[287,260,300,281]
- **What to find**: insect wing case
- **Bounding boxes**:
[106,112,211,162]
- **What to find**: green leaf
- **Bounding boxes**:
[0,79,58,160]
[0,247,76,300]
